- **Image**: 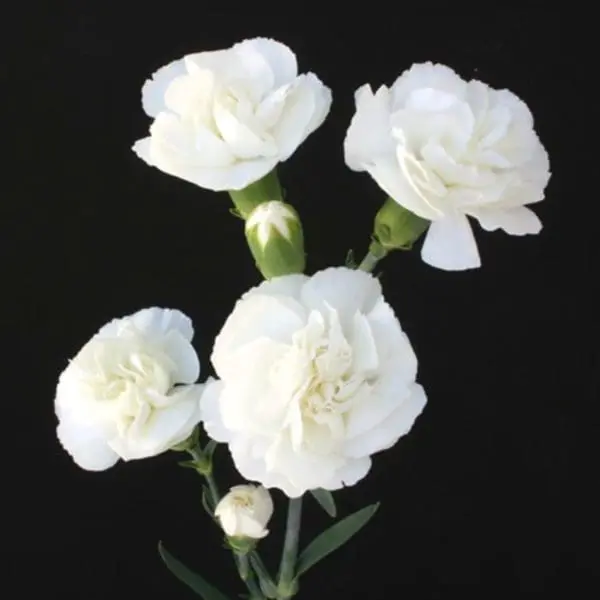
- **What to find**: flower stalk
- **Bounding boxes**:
[277,497,303,598]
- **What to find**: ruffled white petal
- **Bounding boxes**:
[141,58,187,118]
[300,267,382,330]
[57,417,119,471]
[344,84,395,171]
[421,214,481,271]
[470,206,542,235]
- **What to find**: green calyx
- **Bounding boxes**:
[373,197,430,252]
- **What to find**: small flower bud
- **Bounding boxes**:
[215,485,274,544]
[245,201,305,279]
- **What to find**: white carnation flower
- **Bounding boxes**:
[133,37,332,192]
[202,267,426,497]
[344,62,551,270]
[215,485,273,539]
[55,308,204,470]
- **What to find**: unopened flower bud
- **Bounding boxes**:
[245,201,305,279]
[215,485,273,544]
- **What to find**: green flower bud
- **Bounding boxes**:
[373,197,430,251]
[245,201,305,279]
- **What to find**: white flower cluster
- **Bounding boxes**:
[56,39,550,525]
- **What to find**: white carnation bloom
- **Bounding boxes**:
[55,308,204,470]
[202,267,426,497]
[133,37,332,192]
[215,485,273,539]
[344,62,551,270]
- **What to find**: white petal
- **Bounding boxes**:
[216,504,239,536]
[238,514,268,539]
[271,74,330,160]
[242,273,307,303]
[253,486,274,522]
[304,75,332,136]
[350,312,379,373]
[108,384,203,460]
[470,206,542,235]
[366,300,418,380]
[132,307,195,340]
[200,378,231,443]
[240,38,298,87]
[162,330,200,384]
[323,457,372,490]
[344,384,427,458]
[98,307,194,341]
[149,112,233,169]
[183,158,279,191]
[213,101,278,159]
[57,418,119,471]
[365,156,443,220]
[300,267,381,330]
[391,62,467,107]
[186,46,272,105]
[344,84,395,171]
[141,58,187,118]
[212,294,305,376]
[217,340,291,431]
[229,436,305,497]
[345,370,413,441]
[421,213,481,270]
[132,137,153,165]
[146,111,278,189]
[164,70,215,118]
[263,433,343,495]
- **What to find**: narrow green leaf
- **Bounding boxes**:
[309,488,337,517]
[295,503,380,577]
[158,541,231,600]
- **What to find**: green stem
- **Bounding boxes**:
[358,240,389,273]
[250,552,278,598]
[277,497,303,598]
[205,472,220,508]
[189,447,220,507]
[236,554,265,599]
[357,251,380,273]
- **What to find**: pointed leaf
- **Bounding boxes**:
[158,541,231,600]
[309,489,337,517]
[295,503,380,576]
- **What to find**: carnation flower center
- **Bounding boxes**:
[231,493,253,510]
[82,339,176,436]
[281,309,371,450]
[101,353,170,399]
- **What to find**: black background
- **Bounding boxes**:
[3,3,597,599]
